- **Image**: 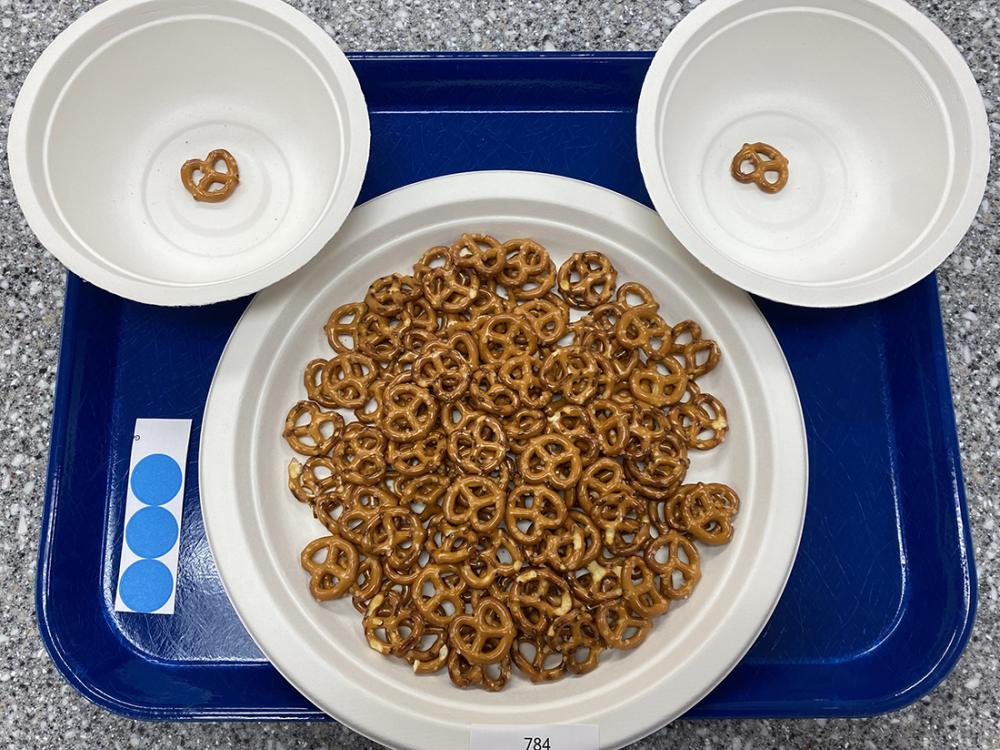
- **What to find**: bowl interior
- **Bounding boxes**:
[655,1,967,287]
[41,4,345,287]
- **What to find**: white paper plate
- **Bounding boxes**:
[636,0,990,307]
[200,171,807,749]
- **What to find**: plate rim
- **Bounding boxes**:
[200,170,808,749]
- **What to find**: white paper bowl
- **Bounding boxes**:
[637,0,990,307]
[8,0,369,306]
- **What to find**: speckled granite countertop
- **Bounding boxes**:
[1,1,997,748]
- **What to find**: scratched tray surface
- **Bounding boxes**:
[38,53,975,721]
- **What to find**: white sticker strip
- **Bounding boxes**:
[114,418,192,615]
[471,725,599,750]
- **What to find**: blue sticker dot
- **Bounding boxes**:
[119,559,173,613]
[131,453,182,506]
[126,506,179,559]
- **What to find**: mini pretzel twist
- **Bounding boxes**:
[283,401,344,457]
[180,148,239,202]
[557,251,618,308]
[730,141,789,194]
[301,535,359,601]
[449,596,516,665]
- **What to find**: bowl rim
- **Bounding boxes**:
[636,0,990,308]
[7,0,370,307]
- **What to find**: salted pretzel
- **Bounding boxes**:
[180,148,239,202]
[730,141,789,194]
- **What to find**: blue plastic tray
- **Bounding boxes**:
[37,52,975,721]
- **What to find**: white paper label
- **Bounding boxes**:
[470,724,599,750]
[114,418,192,615]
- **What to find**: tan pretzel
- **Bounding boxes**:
[512,635,568,683]
[498,239,555,299]
[313,485,356,534]
[405,625,450,674]
[624,430,689,496]
[308,352,377,409]
[519,434,582,490]
[401,296,439,334]
[425,525,478,565]
[671,319,722,378]
[569,559,624,604]
[364,507,427,569]
[615,281,657,310]
[540,346,598,404]
[478,313,539,363]
[442,475,506,533]
[587,398,631,457]
[574,324,640,379]
[283,400,344,457]
[445,328,481,368]
[502,408,546,454]
[468,365,521,416]
[396,472,450,514]
[363,590,425,656]
[439,399,483,434]
[512,295,569,346]
[324,302,367,353]
[446,413,507,474]
[447,646,511,691]
[350,555,384,610]
[337,486,398,549]
[645,531,701,599]
[331,424,387,486]
[466,289,509,321]
[356,312,403,364]
[451,233,506,278]
[449,596,516,665]
[665,483,740,545]
[669,388,729,450]
[623,404,671,460]
[387,430,446,477]
[545,402,592,440]
[576,457,625,513]
[380,382,437,441]
[180,148,239,202]
[628,358,689,408]
[731,141,789,194]
[497,353,549,409]
[413,342,472,402]
[287,455,345,505]
[556,251,618,308]
[546,610,603,674]
[412,245,454,282]
[413,563,467,626]
[505,483,568,545]
[621,556,670,617]
[508,568,572,636]
[422,266,481,313]
[301,535,359,601]
[539,509,602,572]
[590,487,652,556]
[458,530,523,589]
[365,273,422,316]
[615,303,674,360]
[595,600,651,650]
[583,301,626,332]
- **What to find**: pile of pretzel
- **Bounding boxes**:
[283,234,739,691]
